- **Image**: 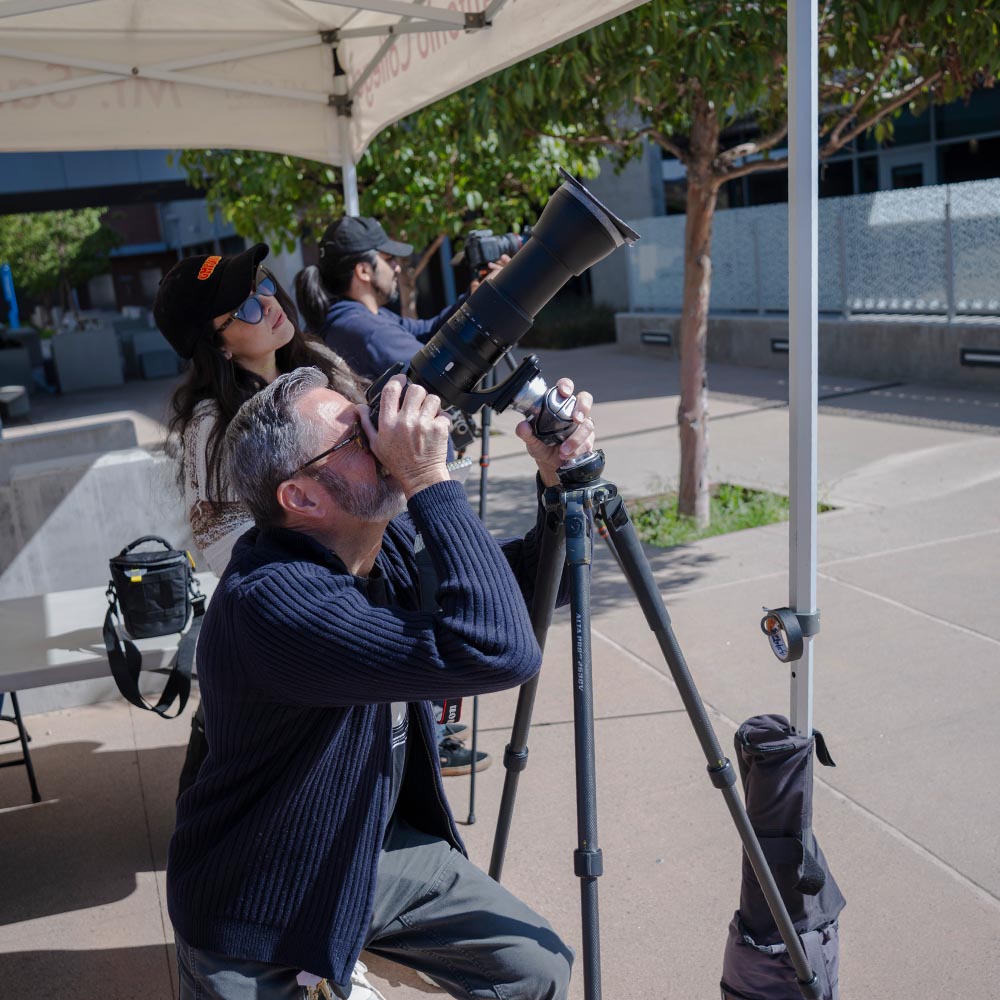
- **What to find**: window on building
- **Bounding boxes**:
[746,169,788,205]
[889,163,924,189]
[819,159,854,197]
[939,136,1000,184]
[663,179,688,214]
[183,240,215,257]
[883,107,932,147]
[662,156,687,214]
[719,177,747,209]
[935,88,1000,140]
[858,156,879,193]
[856,127,878,153]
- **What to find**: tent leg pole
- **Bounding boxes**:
[787,0,818,738]
[338,111,360,216]
[342,157,359,216]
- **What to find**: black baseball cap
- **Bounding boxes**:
[153,243,270,358]
[320,216,413,259]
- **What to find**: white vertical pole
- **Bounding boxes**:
[339,115,360,215]
[787,0,818,737]
[334,75,360,216]
[342,148,360,216]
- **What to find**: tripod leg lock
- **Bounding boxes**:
[503,744,529,772]
[707,758,737,789]
[573,847,604,878]
[798,972,822,999]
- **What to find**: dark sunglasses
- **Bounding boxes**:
[294,423,367,475]
[217,267,278,333]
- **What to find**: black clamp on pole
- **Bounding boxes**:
[503,744,529,772]
[760,607,820,663]
[573,847,603,878]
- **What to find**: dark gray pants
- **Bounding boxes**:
[175,818,573,1000]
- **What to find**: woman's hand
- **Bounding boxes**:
[515,378,596,487]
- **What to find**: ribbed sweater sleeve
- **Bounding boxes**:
[235,480,541,707]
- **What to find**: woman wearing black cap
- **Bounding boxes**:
[156,246,388,1000]
[155,242,368,575]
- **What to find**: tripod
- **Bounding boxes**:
[489,451,822,1000]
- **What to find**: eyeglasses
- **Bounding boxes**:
[293,423,367,475]
[217,267,278,333]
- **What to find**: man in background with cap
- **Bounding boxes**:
[297,215,507,385]
[295,215,466,383]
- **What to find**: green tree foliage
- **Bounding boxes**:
[0,208,121,317]
[470,0,1000,524]
[175,91,599,309]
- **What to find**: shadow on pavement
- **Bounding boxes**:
[0,945,177,1000]
[471,475,721,616]
[0,740,183,924]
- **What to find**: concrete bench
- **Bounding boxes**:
[0,385,29,421]
[51,328,124,393]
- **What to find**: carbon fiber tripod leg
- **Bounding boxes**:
[489,507,565,881]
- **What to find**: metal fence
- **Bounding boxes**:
[626,177,1000,318]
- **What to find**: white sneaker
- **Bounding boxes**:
[349,959,388,1000]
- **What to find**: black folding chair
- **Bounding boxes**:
[0,691,41,803]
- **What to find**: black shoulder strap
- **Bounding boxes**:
[103,582,205,719]
[413,532,439,613]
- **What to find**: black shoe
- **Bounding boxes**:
[438,737,491,776]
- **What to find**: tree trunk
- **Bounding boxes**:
[677,104,720,528]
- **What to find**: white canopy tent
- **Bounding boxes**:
[0,0,820,736]
[0,0,648,212]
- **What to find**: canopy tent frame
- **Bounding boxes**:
[0,0,819,737]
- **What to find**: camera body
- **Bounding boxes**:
[461,228,532,275]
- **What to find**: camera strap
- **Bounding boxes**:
[103,580,205,719]
[414,533,461,725]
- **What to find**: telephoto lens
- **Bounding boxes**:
[409,169,638,412]
[365,169,638,433]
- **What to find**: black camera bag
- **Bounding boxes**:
[103,535,205,718]
[720,714,845,1000]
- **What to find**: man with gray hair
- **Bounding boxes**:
[167,366,597,1000]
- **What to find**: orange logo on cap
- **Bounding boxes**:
[197,256,222,280]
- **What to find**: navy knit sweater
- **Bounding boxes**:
[167,480,546,985]
[319,297,461,380]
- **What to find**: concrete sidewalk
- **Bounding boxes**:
[1,345,998,999]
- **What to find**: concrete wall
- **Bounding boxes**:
[0,420,137,483]
[615,312,1000,388]
[0,446,199,601]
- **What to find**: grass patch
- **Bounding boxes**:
[630,483,834,548]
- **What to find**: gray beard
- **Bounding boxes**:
[384,284,400,310]
[313,465,407,523]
